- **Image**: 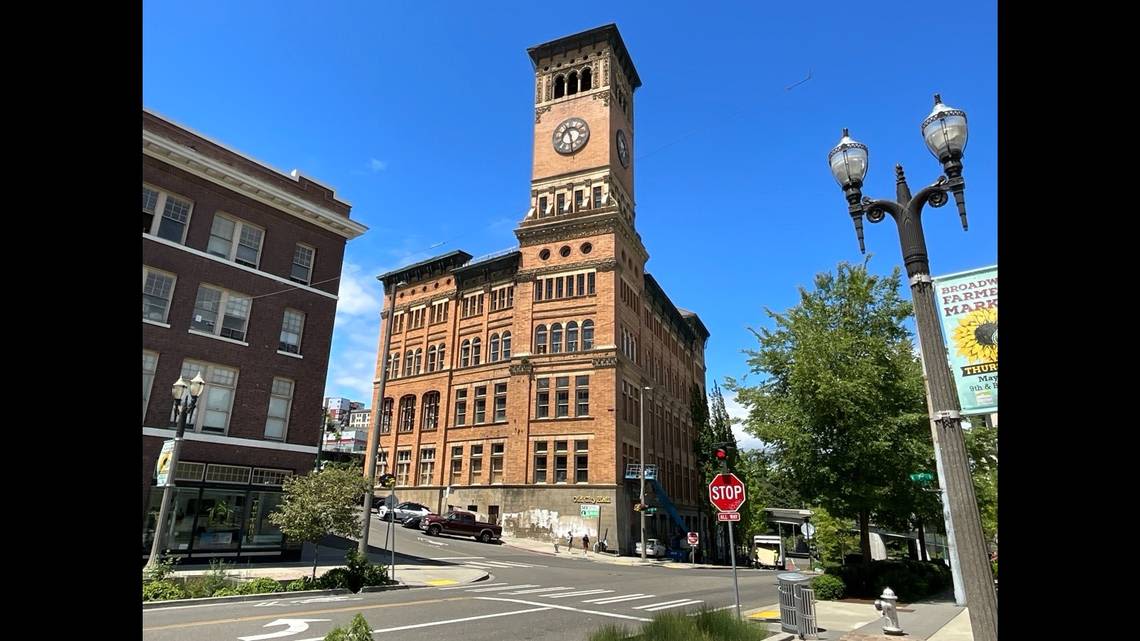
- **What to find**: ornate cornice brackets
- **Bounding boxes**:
[509,360,534,376]
[592,356,618,369]
[535,105,552,124]
[592,90,611,107]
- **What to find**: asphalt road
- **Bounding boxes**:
[143,514,782,641]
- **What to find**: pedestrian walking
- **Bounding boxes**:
[567,531,575,554]
[582,533,590,556]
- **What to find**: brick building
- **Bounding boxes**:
[142,109,367,561]
[365,25,710,554]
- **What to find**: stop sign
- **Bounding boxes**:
[708,473,746,512]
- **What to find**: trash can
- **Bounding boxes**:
[776,572,815,636]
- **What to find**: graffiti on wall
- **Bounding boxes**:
[501,508,597,541]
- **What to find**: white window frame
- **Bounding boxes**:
[207,213,265,269]
[205,463,252,484]
[191,284,252,343]
[264,377,295,441]
[142,266,177,325]
[279,309,306,355]
[418,448,436,485]
[179,359,239,435]
[143,350,159,419]
[291,244,315,285]
[143,183,194,244]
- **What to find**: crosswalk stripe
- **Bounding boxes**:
[466,584,539,593]
[462,562,496,568]
[585,594,655,604]
[644,599,704,612]
[545,589,613,599]
[503,586,575,595]
[437,582,507,591]
[490,560,544,567]
[634,598,693,610]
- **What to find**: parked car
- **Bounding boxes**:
[402,515,425,529]
[377,501,431,523]
[420,510,502,543]
[634,538,667,558]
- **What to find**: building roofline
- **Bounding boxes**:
[527,23,642,89]
[376,250,473,286]
[642,273,701,344]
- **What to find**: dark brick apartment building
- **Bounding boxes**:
[142,110,367,561]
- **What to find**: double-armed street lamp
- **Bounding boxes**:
[146,373,206,569]
[828,94,997,641]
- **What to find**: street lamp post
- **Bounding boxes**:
[145,373,205,569]
[828,94,998,641]
[359,280,405,556]
[638,386,651,561]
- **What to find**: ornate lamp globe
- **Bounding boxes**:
[828,128,869,188]
[921,93,968,162]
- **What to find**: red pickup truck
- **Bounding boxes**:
[420,510,502,543]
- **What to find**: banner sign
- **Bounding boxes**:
[932,265,998,414]
[155,439,175,487]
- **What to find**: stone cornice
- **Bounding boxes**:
[143,130,368,240]
[517,258,617,279]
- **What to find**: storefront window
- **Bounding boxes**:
[194,489,246,551]
[243,491,284,548]
[144,486,203,551]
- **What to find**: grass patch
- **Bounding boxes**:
[588,608,769,641]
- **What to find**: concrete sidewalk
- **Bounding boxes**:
[502,535,726,568]
[743,590,973,641]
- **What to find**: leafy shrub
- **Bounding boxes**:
[142,555,178,584]
[318,568,353,590]
[183,576,213,598]
[991,560,997,580]
[323,614,373,641]
[587,608,767,641]
[827,560,950,601]
[204,559,233,595]
[237,577,284,595]
[287,576,318,592]
[316,552,390,592]
[143,580,188,601]
[211,587,241,597]
[811,574,846,600]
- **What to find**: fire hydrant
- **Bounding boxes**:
[874,587,905,636]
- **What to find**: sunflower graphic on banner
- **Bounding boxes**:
[933,265,998,414]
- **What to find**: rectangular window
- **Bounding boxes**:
[205,464,252,484]
[575,440,589,483]
[396,451,412,486]
[556,193,565,214]
[179,360,238,434]
[545,279,553,300]
[555,376,570,417]
[539,196,548,217]
[418,448,436,485]
[462,293,485,318]
[455,388,468,426]
[470,445,483,484]
[264,378,294,440]
[143,184,193,244]
[494,383,507,421]
[392,312,404,333]
[490,443,504,484]
[377,452,388,477]
[142,350,158,419]
[143,267,176,323]
[450,446,463,482]
[207,214,264,268]
[279,309,305,354]
[555,440,568,483]
[555,277,564,299]
[191,285,251,342]
[474,385,487,424]
[588,272,596,295]
[574,189,584,210]
[380,398,393,434]
[576,273,585,297]
[291,244,315,285]
[533,441,548,483]
[431,301,449,324]
[491,285,514,311]
[575,375,589,416]
[536,378,549,418]
[592,186,602,209]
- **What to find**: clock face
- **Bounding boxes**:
[553,117,590,155]
[616,129,630,168]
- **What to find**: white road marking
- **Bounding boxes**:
[466,584,540,593]
[437,582,508,591]
[238,618,330,641]
[644,599,704,612]
[501,586,575,595]
[292,607,552,641]
[488,560,544,567]
[475,597,653,622]
[634,598,696,610]
[584,594,656,604]
[544,589,614,599]
[462,562,496,568]
[430,556,485,560]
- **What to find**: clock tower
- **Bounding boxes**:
[519,24,641,234]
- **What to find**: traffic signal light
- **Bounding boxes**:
[715,448,727,460]
[633,502,643,512]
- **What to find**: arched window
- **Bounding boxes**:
[566,321,579,352]
[422,392,440,430]
[502,331,512,359]
[438,344,446,369]
[398,395,416,432]
[460,339,471,367]
[550,323,563,353]
[489,333,500,363]
[404,350,414,377]
[427,345,437,372]
[582,320,594,350]
[471,338,482,365]
[380,397,393,433]
[535,325,548,354]
[567,71,579,95]
[553,75,565,99]
[413,348,422,375]
[581,67,592,91]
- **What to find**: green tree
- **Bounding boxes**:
[964,419,998,549]
[270,467,370,579]
[728,259,930,563]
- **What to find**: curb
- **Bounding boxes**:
[143,588,351,609]
[360,583,415,593]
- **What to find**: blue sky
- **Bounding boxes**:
[143,1,997,449]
